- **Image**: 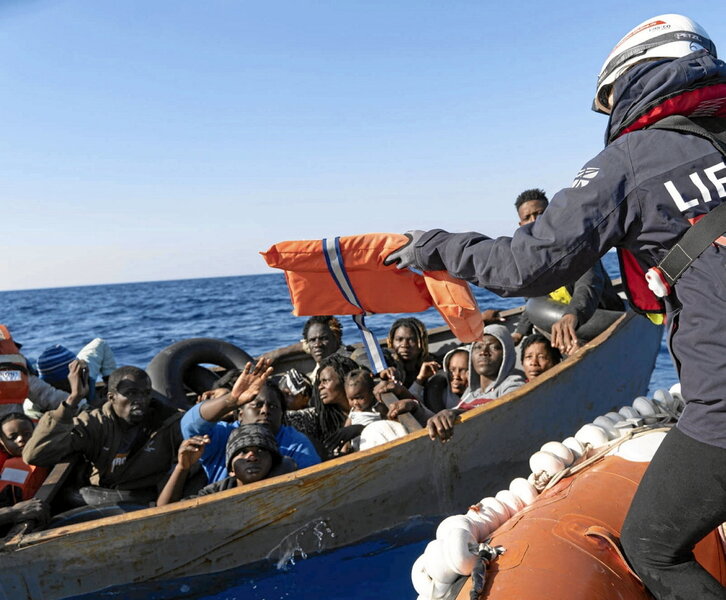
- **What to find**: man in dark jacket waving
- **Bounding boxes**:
[24,364,183,504]
[386,14,726,600]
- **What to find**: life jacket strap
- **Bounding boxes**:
[646,116,726,295]
[322,237,388,374]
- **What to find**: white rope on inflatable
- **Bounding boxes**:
[411,384,685,600]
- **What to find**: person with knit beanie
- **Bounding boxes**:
[36,346,76,385]
[157,423,292,506]
[26,338,117,417]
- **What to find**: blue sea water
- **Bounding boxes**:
[0,254,677,600]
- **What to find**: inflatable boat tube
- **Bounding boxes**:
[147,338,254,409]
[525,297,624,342]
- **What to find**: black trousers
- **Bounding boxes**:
[621,426,726,600]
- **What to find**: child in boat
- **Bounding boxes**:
[285,354,360,460]
[520,334,561,382]
[0,413,49,531]
[181,360,321,485]
[157,423,293,505]
[331,370,385,454]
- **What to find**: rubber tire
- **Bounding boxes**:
[146,338,253,409]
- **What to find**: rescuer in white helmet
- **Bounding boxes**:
[387,15,726,599]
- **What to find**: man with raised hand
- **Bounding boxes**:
[181,358,320,485]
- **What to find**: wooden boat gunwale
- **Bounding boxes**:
[4,309,627,548]
[0,308,663,600]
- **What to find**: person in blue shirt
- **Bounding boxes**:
[181,358,321,484]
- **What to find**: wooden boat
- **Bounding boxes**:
[0,309,662,600]
[444,427,726,600]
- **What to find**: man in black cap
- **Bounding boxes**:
[157,423,295,505]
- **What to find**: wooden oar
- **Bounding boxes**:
[378,391,423,433]
[3,458,78,546]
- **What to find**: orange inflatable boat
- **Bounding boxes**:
[454,450,726,599]
[413,418,726,600]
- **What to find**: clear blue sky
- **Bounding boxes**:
[2,1,725,291]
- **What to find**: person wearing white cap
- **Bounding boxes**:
[385,14,726,599]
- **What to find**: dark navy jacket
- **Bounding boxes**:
[413,52,726,448]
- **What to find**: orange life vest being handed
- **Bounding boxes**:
[0,457,48,502]
[261,233,483,343]
[0,325,29,406]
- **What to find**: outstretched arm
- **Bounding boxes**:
[397,148,634,298]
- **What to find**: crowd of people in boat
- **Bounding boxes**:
[0,187,623,534]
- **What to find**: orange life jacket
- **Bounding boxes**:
[0,457,48,502]
[262,233,483,343]
[0,325,29,406]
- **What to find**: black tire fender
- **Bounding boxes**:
[146,338,253,409]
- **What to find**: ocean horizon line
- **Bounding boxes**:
[0,271,279,295]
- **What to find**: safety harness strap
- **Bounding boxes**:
[322,237,388,374]
[647,116,726,288]
[658,202,726,286]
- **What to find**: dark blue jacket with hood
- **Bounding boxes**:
[413,51,726,448]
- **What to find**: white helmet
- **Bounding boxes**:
[593,14,717,114]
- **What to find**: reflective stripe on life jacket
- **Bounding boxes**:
[0,325,29,406]
[261,233,483,342]
[0,457,48,502]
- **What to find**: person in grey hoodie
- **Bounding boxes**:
[389,325,525,442]
[455,324,525,411]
